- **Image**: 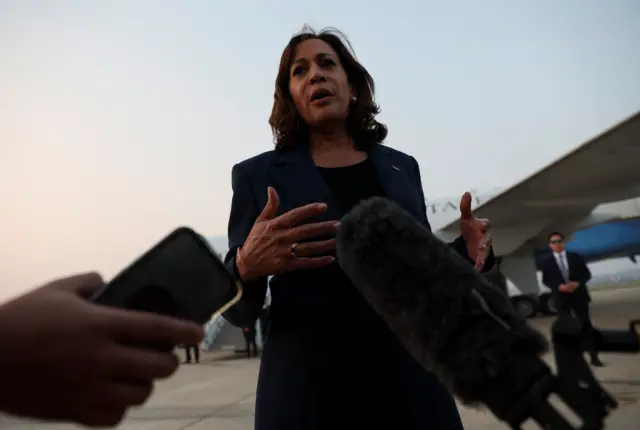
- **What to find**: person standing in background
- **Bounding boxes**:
[541,231,603,367]
[221,26,494,430]
[183,344,200,364]
[242,325,258,358]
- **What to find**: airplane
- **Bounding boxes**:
[426,190,640,318]
[544,218,640,264]
[204,110,640,328]
[431,110,640,317]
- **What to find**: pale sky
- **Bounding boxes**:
[1,0,639,302]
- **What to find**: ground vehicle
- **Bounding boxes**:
[485,261,556,319]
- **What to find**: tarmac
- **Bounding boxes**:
[1,286,639,430]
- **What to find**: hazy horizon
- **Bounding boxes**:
[2,1,639,302]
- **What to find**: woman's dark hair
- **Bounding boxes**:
[269,26,388,151]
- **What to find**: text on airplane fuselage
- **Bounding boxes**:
[427,195,485,215]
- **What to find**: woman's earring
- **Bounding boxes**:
[351,96,358,104]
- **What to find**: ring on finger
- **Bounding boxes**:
[290,242,299,259]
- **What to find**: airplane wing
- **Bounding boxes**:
[437,111,640,255]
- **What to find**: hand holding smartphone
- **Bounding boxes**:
[91,227,242,334]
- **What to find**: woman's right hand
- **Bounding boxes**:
[235,187,339,281]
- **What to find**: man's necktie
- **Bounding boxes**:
[558,255,569,281]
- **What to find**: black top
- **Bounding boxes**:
[298,158,390,328]
[300,159,398,421]
[317,157,385,214]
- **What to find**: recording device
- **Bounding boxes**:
[336,197,640,430]
[92,227,242,331]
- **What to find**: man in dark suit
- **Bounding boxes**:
[242,324,258,358]
[183,344,200,364]
[540,231,603,366]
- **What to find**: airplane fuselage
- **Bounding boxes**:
[426,190,640,235]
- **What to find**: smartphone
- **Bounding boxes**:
[91,227,243,325]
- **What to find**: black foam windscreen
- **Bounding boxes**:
[336,197,549,407]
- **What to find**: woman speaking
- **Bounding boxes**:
[222,27,494,430]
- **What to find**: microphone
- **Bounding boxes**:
[336,197,629,429]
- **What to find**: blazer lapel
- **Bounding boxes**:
[554,258,565,281]
[268,145,341,222]
[369,145,416,215]
[268,144,419,223]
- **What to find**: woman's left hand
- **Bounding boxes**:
[459,192,492,271]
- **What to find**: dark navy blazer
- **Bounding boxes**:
[222,143,495,429]
[223,143,494,326]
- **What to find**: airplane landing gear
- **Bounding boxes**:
[486,257,539,319]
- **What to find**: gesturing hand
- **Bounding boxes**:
[0,272,204,428]
[459,191,492,271]
[236,187,339,281]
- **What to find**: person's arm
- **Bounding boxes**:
[411,157,495,273]
[574,253,591,285]
[541,262,559,292]
[222,163,268,327]
[0,273,204,427]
